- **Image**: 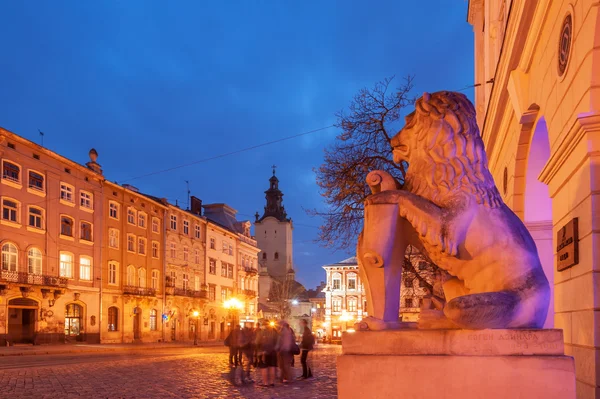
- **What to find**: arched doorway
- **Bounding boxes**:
[522,117,554,327]
[133,307,142,340]
[64,303,83,342]
[7,297,38,344]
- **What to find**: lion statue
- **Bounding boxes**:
[358,91,550,330]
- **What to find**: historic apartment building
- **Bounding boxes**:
[468,1,600,396]
[0,129,104,344]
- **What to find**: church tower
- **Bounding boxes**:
[254,167,294,281]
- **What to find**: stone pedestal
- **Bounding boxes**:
[337,329,576,399]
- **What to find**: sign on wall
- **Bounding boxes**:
[557,218,578,271]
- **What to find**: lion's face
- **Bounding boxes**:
[391,111,418,164]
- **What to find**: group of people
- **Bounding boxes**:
[224,318,315,386]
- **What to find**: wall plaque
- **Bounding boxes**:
[557,218,578,271]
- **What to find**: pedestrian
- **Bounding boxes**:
[297,319,315,379]
[225,325,241,367]
[255,321,278,387]
[276,321,295,383]
[240,326,255,383]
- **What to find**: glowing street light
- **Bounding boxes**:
[224,297,244,329]
[192,310,200,345]
[291,299,299,305]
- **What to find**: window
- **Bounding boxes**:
[228,244,233,256]
[107,307,119,331]
[28,171,44,192]
[221,288,227,302]
[149,309,157,331]
[419,279,427,288]
[109,229,119,248]
[60,216,74,237]
[221,262,228,277]
[332,297,342,312]
[152,241,159,258]
[2,161,20,184]
[80,221,92,241]
[2,199,18,223]
[209,238,215,249]
[183,246,189,262]
[332,274,341,290]
[127,208,136,225]
[109,202,119,219]
[240,277,245,290]
[138,268,146,287]
[194,275,200,291]
[209,258,216,274]
[418,261,427,271]
[348,274,357,290]
[1,243,18,271]
[262,253,267,260]
[152,217,159,233]
[127,265,136,286]
[183,273,189,290]
[28,207,43,229]
[404,279,413,288]
[80,191,93,209]
[227,264,233,279]
[404,298,413,308]
[183,220,189,235]
[209,285,216,301]
[127,235,135,252]
[79,257,92,280]
[170,215,177,230]
[170,242,176,258]
[194,225,201,239]
[138,237,146,255]
[151,270,159,289]
[194,249,200,264]
[274,252,279,260]
[59,252,73,278]
[138,212,146,228]
[60,183,74,203]
[108,262,118,285]
[28,248,42,274]
[348,297,357,312]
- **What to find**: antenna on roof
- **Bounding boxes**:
[38,129,44,147]
[185,180,190,210]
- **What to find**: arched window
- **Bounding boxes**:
[28,247,42,275]
[127,265,136,286]
[60,216,74,237]
[149,309,158,331]
[107,307,119,331]
[274,252,279,260]
[348,297,358,312]
[332,273,341,290]
[262,253,267,260]
[1,243,18,271]
[138,268,146,287]
[347,273,357,290]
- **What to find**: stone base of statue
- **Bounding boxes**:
[337,329,575,399]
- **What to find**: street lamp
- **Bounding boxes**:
[192,310,199,346]
[224,297,244,329]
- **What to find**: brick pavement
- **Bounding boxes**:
[0,344,341,399]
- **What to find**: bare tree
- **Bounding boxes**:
[268,277,306,320]
[307,75,415,250]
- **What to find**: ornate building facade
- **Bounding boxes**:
[468,0,600,395]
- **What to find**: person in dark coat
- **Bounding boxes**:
[298,319,314,379]
[225,325,242,367]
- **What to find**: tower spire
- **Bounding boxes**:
[256,167,289,223]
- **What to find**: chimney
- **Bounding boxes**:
[191,196,202,216]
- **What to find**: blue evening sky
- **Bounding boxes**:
[0,1,474,290]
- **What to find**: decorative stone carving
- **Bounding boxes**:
[358,91,550,330]
[73,292,80,301]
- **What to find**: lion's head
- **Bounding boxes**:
[391,91,502,208]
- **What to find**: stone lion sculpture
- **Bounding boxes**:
[356,91,550,330]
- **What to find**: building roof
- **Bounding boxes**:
[323,256,358,268]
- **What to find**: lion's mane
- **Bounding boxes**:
[399,91,503,208]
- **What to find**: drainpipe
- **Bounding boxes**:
[98,180,104,343]
[162,207,167,343]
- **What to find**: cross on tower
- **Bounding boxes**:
[272,164,277,176]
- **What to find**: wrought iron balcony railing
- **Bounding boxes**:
[243,289,257,298]
[122,286,156,296]
[172,287,208,299]
[0,270,68,287]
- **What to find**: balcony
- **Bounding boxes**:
[172,287,208,299]
[238,234,257,246]
[243,289,257,298]
[244,267,258,276]
[0,271,67,288]
[122,286,156,296]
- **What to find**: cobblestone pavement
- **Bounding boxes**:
[0,344,341,399]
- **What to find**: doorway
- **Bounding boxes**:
[133,307,142,340]
[170,318,177,341]
[65,303,83,342]
[7,298,38,344]
[209,321,215,339]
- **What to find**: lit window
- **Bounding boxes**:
[348,274,357,290]
[183,220,189,235]
[109,202,119,219]
[79,257,92,280]
[221,288,227,302]
[2,199,18,223]
[107,307,119,331]
[127,208,135,225]
[228,244,233,256]
[80,221,92,241]
[170,215,177,230]
[332,297,341,312]
[28,171,44,192]
[221,262,228,277]
[152,218,159,233]
[138,237,146,255]
[60,216,74,237]
[28,207,43,229]
[209,285,216,301]
[127,235,135,252]
[151,270,159,289]
[138,268,146,287]
[80,191,93,209]
[109,229,119,248]
[2,161,20,184]
[227,264,233,279]
[59,252,73,278]
[60,183,74,203]
[28,248,42,275]
[127,265,136,286]
[138,213,146,228]
[1,243,18,271]
[210,238,215,249]
[152,241,159,258]
[170,242,176,258]
[332,274,341,290]
[183,246,189,261]
[222,241,228,254]
[194,249,200,264]
[149,309,157,331]
[194,225,201,239]
[183,273,189,290]
[348,297,357,312]
[194,275,200,291]
[209,258,216,274]
[108,262,118,285]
